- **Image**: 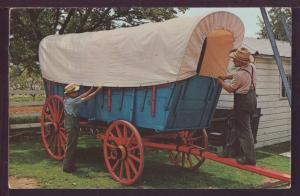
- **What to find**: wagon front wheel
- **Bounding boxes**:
[168,129,208,171]
[40,95,66,160]
[103,120,144,185]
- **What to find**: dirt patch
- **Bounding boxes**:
[9,106,42,114]
[9,176,41,189]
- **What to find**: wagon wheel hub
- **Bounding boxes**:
[53,122,60,134]
[118,145,127,160]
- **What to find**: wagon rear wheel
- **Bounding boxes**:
[40,95,66,160]
[103,120,144,185]
[168,129,208,171]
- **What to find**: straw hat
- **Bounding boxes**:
[229,47,254,64]
[64,83,80,94]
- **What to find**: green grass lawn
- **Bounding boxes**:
[8,134,291,189]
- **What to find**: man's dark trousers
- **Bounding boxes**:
[232,109,256,162]
[63,112,80,170]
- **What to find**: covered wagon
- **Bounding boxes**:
[38,11,289,185]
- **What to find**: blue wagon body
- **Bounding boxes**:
[45,75,221,132]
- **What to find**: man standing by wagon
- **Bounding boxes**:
[217,47,257,165]
[63,84,101,173]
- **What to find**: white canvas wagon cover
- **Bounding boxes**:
[39,11,244,87]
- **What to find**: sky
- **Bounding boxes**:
[178,8,269,38]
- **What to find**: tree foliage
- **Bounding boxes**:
[257,8,291,41]
[9,8,188,89]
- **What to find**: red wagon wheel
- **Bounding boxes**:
[168,129,208,171]
[103,120,144,185]
[40,95,66,160]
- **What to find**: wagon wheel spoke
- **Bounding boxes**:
[128,145,139,152]
[58,134,66,152]
[57,134,61,157]
[119,160,124,180]
[112,159,121,171]
[109,132,119,144]
[187,154,194,168]
[57,134,65,153]
[60,127,66,134]
[106,143,117,149]
[127,158,138,175]
[125,133,134,147]
[54,135,60,155]
[194,154,201,161]
[128,152,141,164]
[107,153,116,160]
[44,131,51,138]
[182,153,186,168]
[60,129,67,142]
[58,129,67,152]
[47,102,56,122]
[47,133,56,149]
[44,112,55,124]
[51,99,59,121]
[115,125,122,138]
[57,102,64,123]
[125,160,131,180]
[174,152,182,166]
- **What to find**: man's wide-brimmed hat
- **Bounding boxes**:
[229,47,254,64]
[64,83,80,94]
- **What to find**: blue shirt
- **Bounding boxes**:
[64,97,84,117]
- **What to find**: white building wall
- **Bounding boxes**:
[217,55,291,148]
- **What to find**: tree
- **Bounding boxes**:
[9,7,188,86]
[257,8,291,41]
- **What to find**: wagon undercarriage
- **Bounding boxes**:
[40,95,291,185]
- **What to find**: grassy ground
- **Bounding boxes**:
[8,134,291,189]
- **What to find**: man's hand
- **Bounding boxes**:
[218,75,227,80]
[217,78,235,93]
[81,87,102,101]
[78,86,94,98]
[217,78,224,86]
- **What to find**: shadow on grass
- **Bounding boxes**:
[9,134,102,167]
[257,141,290,154]
[255,141,290,160]
[256,151,275,160]
[133,159,254,188]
